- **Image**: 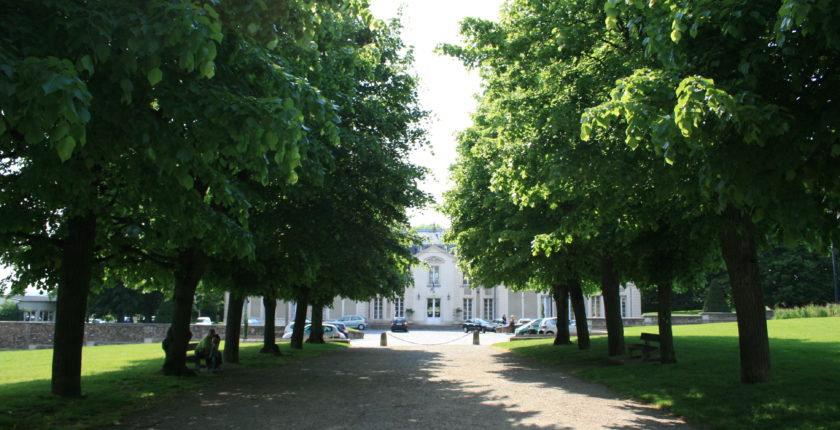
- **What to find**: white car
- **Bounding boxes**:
[330,314,367,330]
[195,317,213,325]
[283,320,311,337]
[537,317,557,335]
[282,323,346,340]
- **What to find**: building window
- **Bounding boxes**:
[24,310,54,322]
[590,296,602,318]
[463,298,473,319]
[428,266,440,286]
[620,295,627,318]
[483,298,494,320]
[462,277,470,286]
[373,297,384,320]
[393,297,405,318]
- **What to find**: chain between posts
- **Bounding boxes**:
[384,332,474,346]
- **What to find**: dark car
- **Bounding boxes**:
[462,318,497,333]
[390,317,409,332]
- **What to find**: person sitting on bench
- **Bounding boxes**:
[194,329,215,367]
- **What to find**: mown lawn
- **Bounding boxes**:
[0,341,345,430]
[497,317,840,429]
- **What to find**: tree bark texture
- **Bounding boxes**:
[290,288,309,350]
[307,303,325,344]
[721,205,772,383]
[569,279,590,350]
[552,284,571,345]
[162,247,207,376]
[657,282,677,364]
[260,295,280,354]
[51,215,96,397]
[601,256,625,356]
[224,293,244,363]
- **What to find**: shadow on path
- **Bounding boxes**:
[110,346,694,430]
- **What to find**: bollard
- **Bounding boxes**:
[380,332,388,346]
[473,330,480,345]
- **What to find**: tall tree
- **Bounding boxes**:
[583,0,840,382]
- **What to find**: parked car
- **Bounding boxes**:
[515,318,534,327]
[195,317,212,325]
[537,317,557,335]
[462,318,497,333]
[247,318,262,326]
[390,317,409,332]
[331,314,367,330]
[332,322,349,338]
[282,319,311,337]
[281,323,346,340]
[515,318,542,335]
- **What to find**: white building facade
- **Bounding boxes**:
[234,229,643,326]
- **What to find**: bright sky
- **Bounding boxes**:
[368,0,504,229]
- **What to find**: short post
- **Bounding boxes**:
[380,332,388,346]
[472,330,480,345]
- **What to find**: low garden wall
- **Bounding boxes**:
[0,322,286,351]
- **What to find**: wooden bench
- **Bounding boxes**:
[627,333,660,361]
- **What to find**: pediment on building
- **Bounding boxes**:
[424,256,446,264]
[414,244,456,264]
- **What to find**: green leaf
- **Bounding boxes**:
[247,23,258,34]
[200,61,215,79]
[267,37,279,50]
[670,29,682,43]
[147,68,163,86]
[831,144,840,157]
[178,173,194,190]
[80,55,94,74]
[580,122,592,141]
[56,136,76,162]
[264,131,279,150]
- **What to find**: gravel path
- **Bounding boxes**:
[110,338,695,430]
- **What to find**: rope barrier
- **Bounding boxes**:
[384,331,475,346]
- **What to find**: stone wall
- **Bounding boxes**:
[0,322,286,350]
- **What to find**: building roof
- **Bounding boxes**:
[9,295,56,303]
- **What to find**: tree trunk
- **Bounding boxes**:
[657,282,677,364]
[260,295,281,354]
[224,293,244,364]
[569,279,590,350]
[601,256,625,356]
[162,247,206,376]
[307,303,325,344]
[290,288,309,350]
[721,205,772,383]
[52,215,96,397]
[552,284,571,345]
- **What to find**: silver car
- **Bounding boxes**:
[281,324,346,340]
[330,314,367,330]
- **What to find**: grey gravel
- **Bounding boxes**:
[108,337,696,430]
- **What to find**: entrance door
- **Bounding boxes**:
[426,298,442,324]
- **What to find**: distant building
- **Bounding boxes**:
[231,228,642,326]
[5,294,57,321]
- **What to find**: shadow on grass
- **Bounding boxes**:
[498,335,840,430]
[0,343,343,430]
[109,347,570,429]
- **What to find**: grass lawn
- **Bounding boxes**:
[497,317,840,429]
[0,341,345,430]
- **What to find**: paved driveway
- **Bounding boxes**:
[111,334,695,429]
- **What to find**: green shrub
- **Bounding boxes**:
[0,302,23,321]
[775,303,840,319]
